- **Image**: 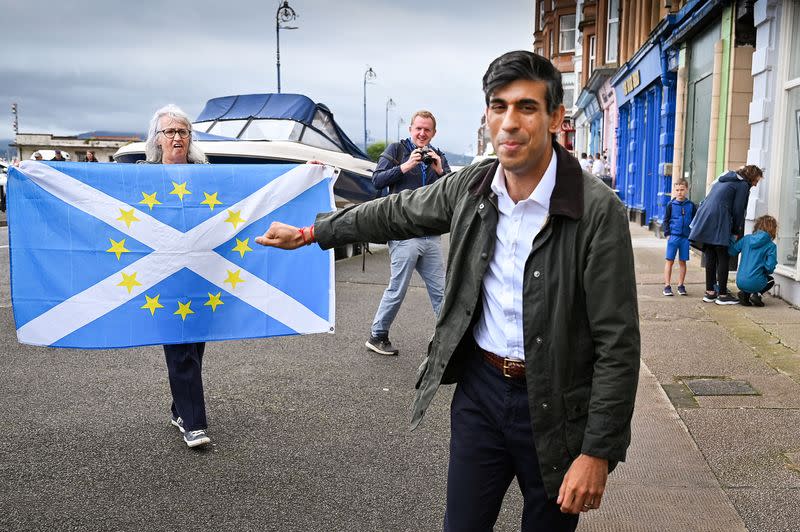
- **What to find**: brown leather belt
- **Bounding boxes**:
[481,349,526,380]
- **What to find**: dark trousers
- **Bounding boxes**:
[704,244,731,294]
[164,342,207,431]
[444,353,578,532]
[739,276,775,297]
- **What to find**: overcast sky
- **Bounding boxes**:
[1,0,533,155]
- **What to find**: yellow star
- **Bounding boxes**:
[141,294,164,316]
[106,238,130,260]
[174,300,195,321]
[224,210,246,230]
[224,269,245,290]
[200,192,222,211]
[117,271,142,294]
[139,192,162,210]
[169,181,192,201]
[204,292,224,312]
[232,237,253,258]
[116,208,140,228]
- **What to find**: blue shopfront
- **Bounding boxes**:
[612,36,677,227]
[575,91,603,155]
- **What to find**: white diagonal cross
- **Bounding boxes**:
[15,161,336,346]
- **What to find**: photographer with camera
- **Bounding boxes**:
[366,110,450,356]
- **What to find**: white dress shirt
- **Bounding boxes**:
[591,158,604,176]
[472,150,557,360]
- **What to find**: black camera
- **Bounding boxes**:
[417,146,435,165]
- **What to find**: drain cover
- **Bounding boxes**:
[683,378,758,396]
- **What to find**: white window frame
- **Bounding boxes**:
[538,1,545,31]
[589,35,597,73]
[606,0,620,63]
[768,1,800,279]
[559,14,576,53]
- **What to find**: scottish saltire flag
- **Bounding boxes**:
[8,161,337,348]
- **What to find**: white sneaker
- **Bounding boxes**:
[184,429,211,448]
[170,415,185,433]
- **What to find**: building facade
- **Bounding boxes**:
[534,0,578,151]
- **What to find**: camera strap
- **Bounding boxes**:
[403,138,429,186]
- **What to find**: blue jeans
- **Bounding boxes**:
[371,236,445,337]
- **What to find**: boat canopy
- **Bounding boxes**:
[193,93,369,160]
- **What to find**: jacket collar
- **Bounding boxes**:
[549,141,583,220]
[471,141,584,221]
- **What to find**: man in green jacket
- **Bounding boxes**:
[256,50,640,532]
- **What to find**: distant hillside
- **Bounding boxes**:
[443,151,473,166]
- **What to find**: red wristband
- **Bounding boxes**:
[310,225,315,243]
[298,227,308,245]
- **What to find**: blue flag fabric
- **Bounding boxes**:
[8,161,337,348]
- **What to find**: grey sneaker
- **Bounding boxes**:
[170,414,185,433]
[365,336,399,356]
[662,285,673,296]
[750,293,764,307]
[715,293,739,305]
[184,429,211,448]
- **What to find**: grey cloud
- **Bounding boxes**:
[2,0,533,153]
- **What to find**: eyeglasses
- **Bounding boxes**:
[158,128,191,139]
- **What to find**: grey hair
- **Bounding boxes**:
[144,104,208,163]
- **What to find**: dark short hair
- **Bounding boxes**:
[482,50,563,114]
[674,178,689,188]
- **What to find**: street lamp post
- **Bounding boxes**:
[363,67,376,151]
[384,98,395,144]
[396,116,405,142]
[275,1,298,94]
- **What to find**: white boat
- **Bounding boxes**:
[114,93,377,204]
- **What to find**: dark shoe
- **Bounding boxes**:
[750,293,764,307]
[677,285,687,296]
[365,336,399,356]
[184,429,211,448]
[738,292,752,306]
[170,414,185,433]
[702,291,718,303]
[663,285,673,296]
[715,293,739,305]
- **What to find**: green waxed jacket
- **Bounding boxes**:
[314,142,640,497]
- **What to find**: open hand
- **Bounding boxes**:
[255,222,306,249]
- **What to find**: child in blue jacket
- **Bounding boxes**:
[728,215,778,307]
[662,179,697,296]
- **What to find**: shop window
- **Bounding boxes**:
[559,14,576,53]
[606,0,619,63]
[777,7,800,268]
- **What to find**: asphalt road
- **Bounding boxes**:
[0,232,530,531]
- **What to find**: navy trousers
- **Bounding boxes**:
[444,352,578,532]
[164,342,207,431]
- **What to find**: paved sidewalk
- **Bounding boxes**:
[582,223,800,532]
